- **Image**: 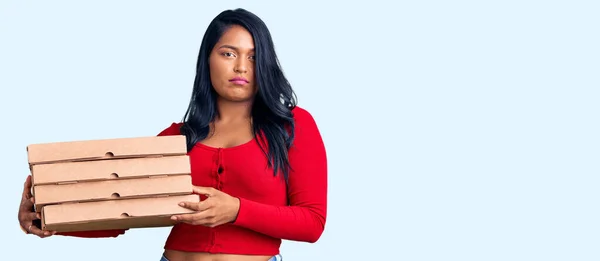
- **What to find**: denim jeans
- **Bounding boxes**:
[160,254,282,261]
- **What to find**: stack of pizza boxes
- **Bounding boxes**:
[26,135,199,233]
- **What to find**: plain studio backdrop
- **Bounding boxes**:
[1,1,599,260]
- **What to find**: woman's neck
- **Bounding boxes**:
[215,98,253,122]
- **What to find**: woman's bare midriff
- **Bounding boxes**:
[163,249,273,261]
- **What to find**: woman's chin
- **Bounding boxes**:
[219,94,255,103]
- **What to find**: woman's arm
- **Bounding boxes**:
[232,107,328,243]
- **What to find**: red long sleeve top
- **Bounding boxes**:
[57,106,328,256]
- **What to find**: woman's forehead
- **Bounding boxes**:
[216,25,255,51]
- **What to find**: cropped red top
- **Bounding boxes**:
[58,106,328,256]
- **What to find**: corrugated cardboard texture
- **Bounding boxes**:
[42,194,199,232]
[34,175,193,210]
[27,135,187,165]
[31,155,191,185]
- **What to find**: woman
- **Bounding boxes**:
[17,8,327,261]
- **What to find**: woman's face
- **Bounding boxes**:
[209,25,257,103]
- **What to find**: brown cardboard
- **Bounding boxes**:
[31,155,191,185]
[27,135,187,165]
[33,175,193,210]
[42,194,200,232]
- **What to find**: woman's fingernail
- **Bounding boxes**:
[171,216,177,221]
[179,202,184,207]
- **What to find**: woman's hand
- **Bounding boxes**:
[171,186,240,228]
[18,175,56,238]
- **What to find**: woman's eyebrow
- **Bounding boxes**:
[218,45,254,52]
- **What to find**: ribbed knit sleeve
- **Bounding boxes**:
[232,107,328,243]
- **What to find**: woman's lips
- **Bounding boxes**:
[229,77,249,85]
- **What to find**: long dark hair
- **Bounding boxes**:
[180,8,297,180]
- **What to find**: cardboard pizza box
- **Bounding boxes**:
[33,175,193,211]
[41,194,200,233]
[27,135,188,165]
[31,155,191,185]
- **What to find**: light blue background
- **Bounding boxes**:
[2,1,599,260]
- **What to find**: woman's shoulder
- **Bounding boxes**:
[291,105,315,122]
[157,122,184,136]
[290,105,321,132]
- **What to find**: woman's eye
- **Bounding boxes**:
[249,55,255,61]
[223,52,235,57]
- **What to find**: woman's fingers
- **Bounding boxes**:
[19,195,34,215]
[170,212,196,223]
[192,186,217,197]
[20,177,34,213]
[177,201,200,211]
[19,175,55,238]
[23,175,31,190]
[21,196,33,209]
[170,212,213,225]
[171,199,215,225]
[28,224,54,238]
[171,210,215,226]
[22,176,33,197]
[172,200,201,224]
[178,198,211,212]
[23,211,39,221]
